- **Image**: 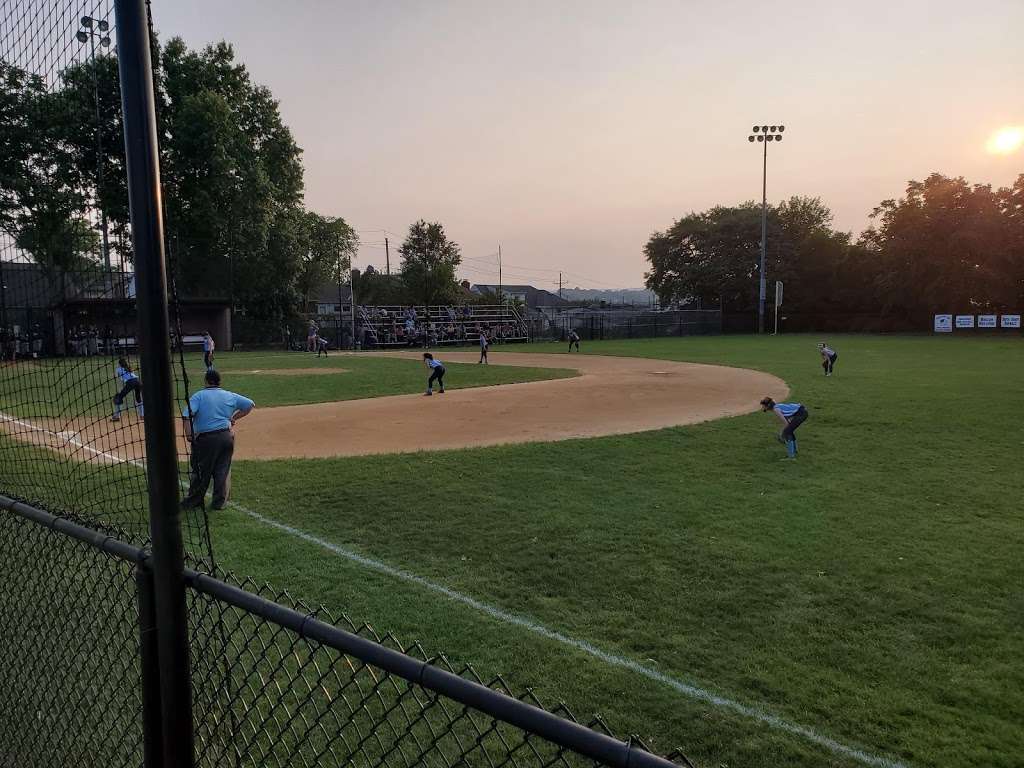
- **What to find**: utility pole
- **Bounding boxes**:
[558,272,563,300]
[497,244,502,303]
[384,237,390,276]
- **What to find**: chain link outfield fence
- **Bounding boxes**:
[0,2,691,767]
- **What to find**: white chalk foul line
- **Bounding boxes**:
[232,503,909,768]
[0,410,909,768]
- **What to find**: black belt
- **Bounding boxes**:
[196,428,230,438]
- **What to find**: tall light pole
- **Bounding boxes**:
[747,124,785,334]
[77,16,113,284]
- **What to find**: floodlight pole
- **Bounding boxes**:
[748,124,785,334]
[79,16,113,285]
[759,139,767,334]
[114,0,195,765]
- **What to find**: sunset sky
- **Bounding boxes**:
[154,0,1024,289]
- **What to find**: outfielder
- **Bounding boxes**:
[760,397,808,459]
[568,329,580,352]
[819,342,838,376]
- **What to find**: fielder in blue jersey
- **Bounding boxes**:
[761,397,808,459]
[423,352,446,395]
[112,357,144,421]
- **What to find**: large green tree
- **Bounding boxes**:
[861,174,1018,316]
[399,220,462,306]
[0,61,100,274]
[295,212,358,308]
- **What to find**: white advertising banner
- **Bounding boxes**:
[1001,314,1021,329]
[955,315,975,329]
[934,314,953,332]
[977,315,997,328]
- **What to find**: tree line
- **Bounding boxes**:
[1,39,467,340]
[644,173,1024,329]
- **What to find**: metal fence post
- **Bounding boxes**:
[136,564,164,768]
[115,1,195,766]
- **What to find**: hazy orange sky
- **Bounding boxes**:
[155,0,1023,289]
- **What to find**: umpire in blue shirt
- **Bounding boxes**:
[181,368,255,510]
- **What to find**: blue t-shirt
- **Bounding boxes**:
[203,336,213,351]
[426,358,444,369]
[184,387,255,434]
[116,366,138,383]
[775,402,803,417]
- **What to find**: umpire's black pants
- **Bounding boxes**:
[183,428,234,509]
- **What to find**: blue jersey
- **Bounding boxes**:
[184,387,255,434]
[116,366,138,383]
[426,358,444,369]
[775,402,803,418]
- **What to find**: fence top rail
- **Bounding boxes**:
[0,494,148,565]
[183,568,683,768]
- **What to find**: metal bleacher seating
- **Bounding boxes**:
[358,304,528,348]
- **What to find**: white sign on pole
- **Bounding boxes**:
[774,281,783,308]
[933,314,953,333]
[955,315,975,329]
[1002,314,1021,328]
[977,315,997,328]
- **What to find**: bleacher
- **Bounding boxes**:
[356,304,528,349]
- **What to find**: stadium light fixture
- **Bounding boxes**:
[746,123,787,334]
[77,15,114,282]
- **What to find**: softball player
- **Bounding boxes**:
[819,342,838,376]
[112,357,144,421]
[423,352,446,395]
[479,329,489,364]
[316,335,329,358]
[202,331,215,370]
[760,397,808,459]
[568,329,580,352]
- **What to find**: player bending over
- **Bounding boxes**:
[818,342,838,376]
[568,329,580,352]
[316,335,329,358]
[423,352,446,395]
[760,396,808,459]
[112,357,144,422]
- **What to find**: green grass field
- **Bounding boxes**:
[0,351,574,418]
[3,335,1022,767]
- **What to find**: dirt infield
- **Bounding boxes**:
[0,352,787,463]
[233,351,786,459]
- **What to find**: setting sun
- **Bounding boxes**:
[986,126,1024,155]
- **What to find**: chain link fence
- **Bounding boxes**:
[1,495,691,768]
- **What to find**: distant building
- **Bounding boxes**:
[470,284,568,310]
[0,261,231,354]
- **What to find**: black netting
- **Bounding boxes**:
[0,0,210,558]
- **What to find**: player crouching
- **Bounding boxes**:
[761,397,808,460]
[423,353,446,395]
[818,342,838,376]
[112,357,144,422]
